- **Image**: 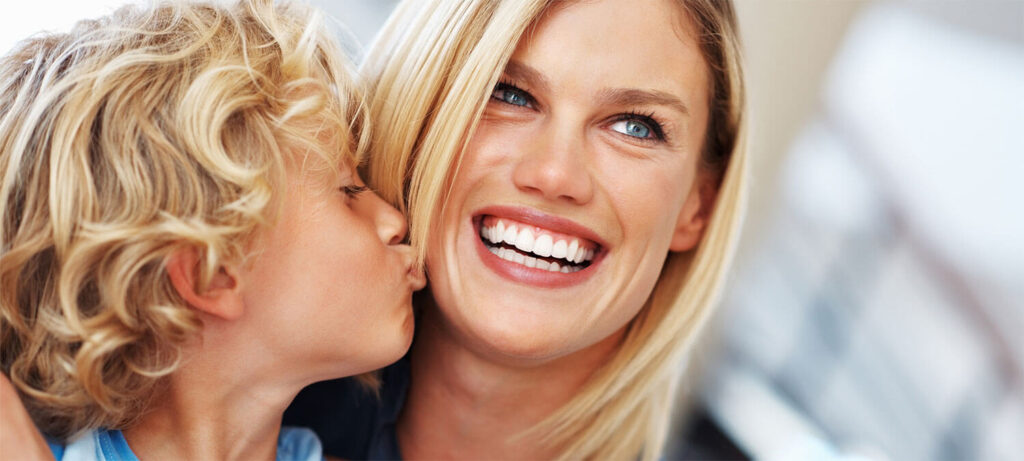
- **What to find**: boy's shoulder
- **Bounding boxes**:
[47,427,324,461]
[278,426,326,461]
[47,429,136,461]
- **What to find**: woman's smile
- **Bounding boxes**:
[472,206,606,287]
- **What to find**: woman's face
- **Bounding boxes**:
[427,0,712,363]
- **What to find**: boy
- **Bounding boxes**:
[0,1,423,459]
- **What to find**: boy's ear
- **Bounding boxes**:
[669,175,717,253]
[166,248,244,320]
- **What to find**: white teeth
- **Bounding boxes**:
[514,227,535,253]
[487,240,588,273]
[533,234,553,257]
[567,239,579,262]
[551,240,567,259]
[482,219,597,270]
[502,224,518,245]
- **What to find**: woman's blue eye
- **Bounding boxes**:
[615,120,651,138]
[609,113,665,142]
[611,119,653,139]
[492,83,531,107]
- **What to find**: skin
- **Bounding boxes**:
[400,0,713,458]
[228,160,421,383]
[0,374,50,461]
[0,158,424,460]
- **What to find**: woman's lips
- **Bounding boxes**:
[470,206,606,288]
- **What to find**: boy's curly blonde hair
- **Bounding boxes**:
[0,0,365,439]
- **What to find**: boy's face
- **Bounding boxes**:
[238,158,423,379]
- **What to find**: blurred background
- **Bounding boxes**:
[3,1,1021,459]
[691,2,1023,460]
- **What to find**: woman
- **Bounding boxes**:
[287,0,748,459]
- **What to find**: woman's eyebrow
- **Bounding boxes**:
[502,60,689,118]
[595,88,690,117]
[502,60,551,93]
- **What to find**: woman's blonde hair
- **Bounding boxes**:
[0,0,364,439]
[363,0,748,459]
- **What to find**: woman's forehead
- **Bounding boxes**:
[514,0,709,111]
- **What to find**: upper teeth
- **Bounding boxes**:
[480,219,595,265]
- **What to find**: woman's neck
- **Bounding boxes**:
[121,329,304,461]
[398,303,624,460]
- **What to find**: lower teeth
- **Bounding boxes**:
[487,244,582,273]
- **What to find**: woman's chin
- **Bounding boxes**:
[453,314,587,366]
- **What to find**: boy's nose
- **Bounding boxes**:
[368,191,407,246]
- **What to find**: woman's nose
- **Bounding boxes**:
[511,120,594,205]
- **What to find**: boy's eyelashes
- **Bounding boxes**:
[340,184,369,199]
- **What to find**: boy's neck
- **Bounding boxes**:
[121,323,305,461]
[397,303,624,460]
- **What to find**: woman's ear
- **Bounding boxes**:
[669,173,717,253]
[166,248,244,320]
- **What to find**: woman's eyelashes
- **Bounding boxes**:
[491,81,534,108]
[608,112,667,143]
[489,80,670,144]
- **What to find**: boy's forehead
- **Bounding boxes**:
[280,127,356,168]
[338,156,357,176]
